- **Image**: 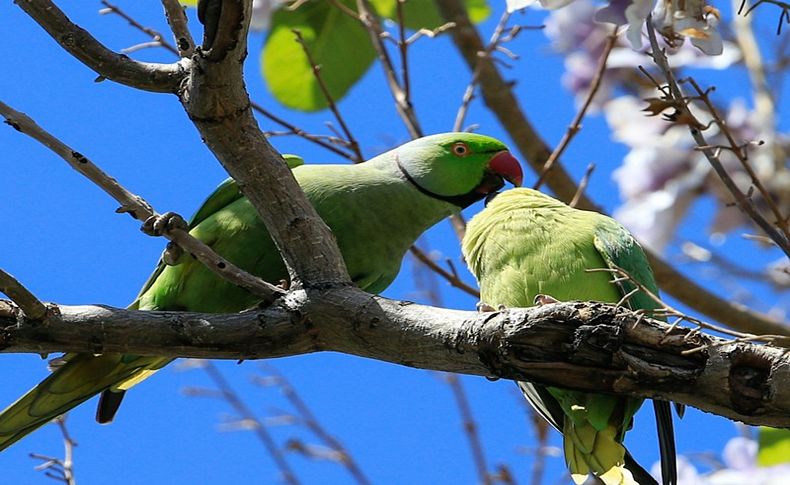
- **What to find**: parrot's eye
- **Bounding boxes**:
[452,142,470,157]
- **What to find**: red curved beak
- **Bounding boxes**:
[489,151,523,187]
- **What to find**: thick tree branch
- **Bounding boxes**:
[15,0,186,93]
[434,0,789,337]
[182,0,350,289]
[1,293,789,428]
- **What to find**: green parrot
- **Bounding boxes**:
[0,132,523,451]
[462,188,677,485]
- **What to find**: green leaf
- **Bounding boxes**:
[261,1,376,112]
[370,0,490,29]
[758,427,790,466]
[261,0,490,112]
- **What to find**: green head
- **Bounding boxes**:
[394,133,523,208]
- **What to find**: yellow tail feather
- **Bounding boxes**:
[563,418,640,485]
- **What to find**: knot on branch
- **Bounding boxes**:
[728,346,774,415]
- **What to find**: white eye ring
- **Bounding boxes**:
[452,143,469,156]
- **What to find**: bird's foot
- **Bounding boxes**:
[142,211,189,237]
[476,302,496,312]
[142,212,190,265]
[477,302,507,312]
[533,294,560,306]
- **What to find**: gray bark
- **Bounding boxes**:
[2,295,789,428]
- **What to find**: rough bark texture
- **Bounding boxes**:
[1,296,789,428]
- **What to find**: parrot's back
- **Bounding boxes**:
[463,188,667,485]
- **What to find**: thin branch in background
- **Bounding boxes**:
[442,373,495,485]
[453,10,514,134]
[511,393,555,485]
[0,101,285,304]
[353,0,424,138]
[453,63,482,133]
[255,365,372,485]
[395,0,413,108]
[160,0,195,57]
[644,18,790,259]
[569,163,595,209]
[685,77,790,241]
[99,2,357,161]
[29,416,77,485]
[99,1,178,56]
[534,25,618,190]
[737,0,790,34]
[411,243,514,485]
[409,246,480,298]
[0,268,48,319]
[292,29,364,163]
[681,241,790,289]
[193,361,301,485]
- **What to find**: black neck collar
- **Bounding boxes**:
[396,154,500,209]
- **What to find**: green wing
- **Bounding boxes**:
[593,219,678,485]
[592,221,661,314]
[130,154,305,309]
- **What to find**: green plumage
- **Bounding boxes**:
[0,133,521,451]
[463,188,674,485]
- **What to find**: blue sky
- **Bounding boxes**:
[0,1,786,484]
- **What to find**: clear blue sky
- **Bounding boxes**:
[0,1,786,484]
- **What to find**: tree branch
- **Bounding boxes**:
[1,292,789,428]
[15,0,186,93]
[434,0,789,336]
[181,0,350,289]
[0,269,48,320]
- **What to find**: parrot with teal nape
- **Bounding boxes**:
[0,132,523,451]
[462,188,677,485]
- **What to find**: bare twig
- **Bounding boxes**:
[686,77,790,244]
[738,0,790,34]
[409,246,480,298]
[160,0,195,57]
[29,416,76,485]
[0,269,48,320]
[354,0,423,138]
[0,101,285,304]
[534,25,618,189]
[201,361,300,485]
[587,265,789,346]
[681,241,790,289]
[292,29,364,162]
[443,374,493,485]
[100,1,179,56]
[569,163,595,208]
[395,0,413,108]
[412,244,498,485]
[452,11,513,133]
[15,0,184,93]
[645,19,790,259]
[257,365,372,485]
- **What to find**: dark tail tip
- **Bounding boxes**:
[624,450,659,485]
[96,390,126,424]
[654,400,678,485]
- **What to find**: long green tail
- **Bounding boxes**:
[0,353,167,451]
[563,418,638,485]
